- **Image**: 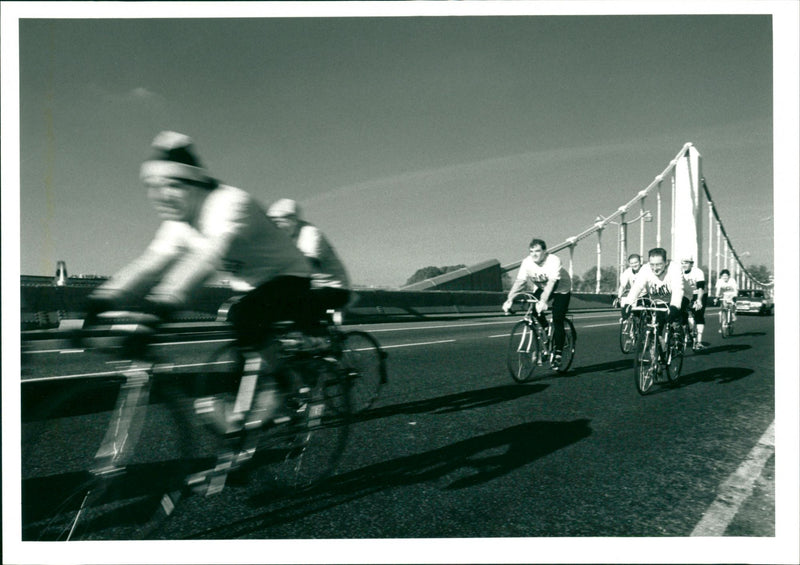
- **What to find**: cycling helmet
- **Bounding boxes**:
[680,254,695,263]
[268,198,301,219]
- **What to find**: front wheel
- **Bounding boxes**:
[634,331,657,395]
[719,309,730,338]
[666,326,684,383]
[22,377,194,540]
[506,320,540,382]
[338,330,388,413]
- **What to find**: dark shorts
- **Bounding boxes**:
[690,294,707,324]
[227,276,312,346]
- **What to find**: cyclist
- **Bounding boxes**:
[267,198,351,321]
[502,238,572,365]
[715,268,739,328]
[620,247,687,337]
[614,253,643,307]
[87,131,313,433]
[680,255,707,350]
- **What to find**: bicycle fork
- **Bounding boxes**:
[91,363,152,476]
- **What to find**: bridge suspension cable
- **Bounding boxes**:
[701,177,773,289]
[501,143,772,293]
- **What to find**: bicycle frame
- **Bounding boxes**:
[630,296,685,394]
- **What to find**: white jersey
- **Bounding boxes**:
[682,266,706,298]
[99,184,311,303]
[512,253,572,294]
[618,266,643,297]
[621,260,684,309]
[296,223,350,289]
[715,278,739,302]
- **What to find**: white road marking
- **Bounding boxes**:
[380,339,456,349]
[22,360,233,384]
[25,337,235,355]
[582,322,619,329]
[690,420,775,536]
[155,338,234,347]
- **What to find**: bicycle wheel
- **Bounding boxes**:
[22,376,194,540]
[258,358,352,490]
[718,310,728,339]
[666,326,684,383]
[552,318,577,373]
[506,320,540,382]
[338,330,388,412]
[619,317,636,354]
[633,332,656,395]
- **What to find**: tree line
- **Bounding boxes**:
[406,263,773,293]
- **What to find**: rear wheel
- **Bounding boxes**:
[338,330,388,412]
[255,358,352,490]
[22,377,194,540]
[507,320,539,382]
[552,318,577,373]
[634,332,656,395]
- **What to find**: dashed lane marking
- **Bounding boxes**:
[379,339,456,349]
[690,420,775,536]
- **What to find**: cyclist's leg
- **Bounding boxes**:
[694,295,707,349]
[225,276,313,428]
[550,292,571,355]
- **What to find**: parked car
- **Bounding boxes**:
[734,289,774,315]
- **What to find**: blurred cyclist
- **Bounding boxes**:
[88,131,313,432]
[502,238,572,365]
[680,255,707,350]
[267,198,351,321]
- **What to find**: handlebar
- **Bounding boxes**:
[511,292,541,304]
[630,297,671,312]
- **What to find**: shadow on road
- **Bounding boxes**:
[718,331,766,338]
[353,382,549,422]
[198,418,593,539]
[689,343,752,356]
[675,366,754,387]
[568,357,633,377]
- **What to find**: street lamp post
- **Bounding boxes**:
[595,210,653,291]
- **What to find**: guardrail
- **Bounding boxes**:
[21,279,617,331]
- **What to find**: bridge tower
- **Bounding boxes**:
[671,145,704,267]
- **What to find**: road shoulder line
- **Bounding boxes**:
[690,420,775,536]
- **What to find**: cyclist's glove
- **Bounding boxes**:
[667,305,681,324]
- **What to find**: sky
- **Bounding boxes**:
[8,5,787,290]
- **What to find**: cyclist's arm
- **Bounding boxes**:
[621,270,647,307]
[90,222,183,305]
[668,264,684,310]
[147,190,247,306]
[695,280,705,304]
[538,277,557,309]
[504,276,527,304]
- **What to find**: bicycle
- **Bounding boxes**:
[630,297,687,395]
[22,308,386,540]
[505,292,576,382]
[618,302,642,354]
[718,299,735,338]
